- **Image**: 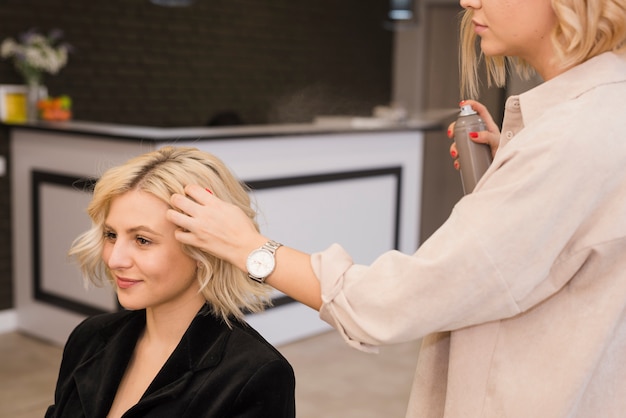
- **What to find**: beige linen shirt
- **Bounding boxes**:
[312,52,626,418]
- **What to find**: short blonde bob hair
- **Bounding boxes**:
[69,146,272,324]
[460,0,626,99]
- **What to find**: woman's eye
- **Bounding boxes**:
[104,231,116,241]
[136,236,151,246]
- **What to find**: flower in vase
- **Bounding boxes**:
[1,28,72,85]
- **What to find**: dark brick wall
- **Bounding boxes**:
[0,0,393,309]
[1,0,392,126]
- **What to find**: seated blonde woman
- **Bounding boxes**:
[46,146,295,418]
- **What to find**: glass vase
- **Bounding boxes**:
[26,80,41,122]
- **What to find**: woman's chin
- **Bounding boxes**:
[479,41,507,58]
[116,297,144,311]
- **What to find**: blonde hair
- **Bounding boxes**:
[460,0,626,98]
[69,146,272,324]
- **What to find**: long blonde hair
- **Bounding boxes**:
[459,0,626,98]
[69,146,272,324]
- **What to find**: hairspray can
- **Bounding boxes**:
[454,104,493,194]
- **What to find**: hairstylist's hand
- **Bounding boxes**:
[447,99,500,170]
[167,184,267,272]
[168,184,323,310]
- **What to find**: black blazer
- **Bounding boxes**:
[45,306,295,417]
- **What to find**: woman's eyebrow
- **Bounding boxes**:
[104,223,163,236]
[128,226,163,236]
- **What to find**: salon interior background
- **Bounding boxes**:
[0,0,506,312]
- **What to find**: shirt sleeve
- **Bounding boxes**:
[312,208,519,352]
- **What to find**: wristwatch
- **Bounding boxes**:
[246,240,283,283]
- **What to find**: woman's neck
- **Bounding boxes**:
[143,296,206,349]
[525,44,571,82]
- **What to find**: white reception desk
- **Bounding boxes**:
[9,117,442,346]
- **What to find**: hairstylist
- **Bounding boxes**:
[168,0,626,416]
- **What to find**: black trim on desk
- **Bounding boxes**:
[30,166,402,314]
[246,167,402,249]
[31,170,106,316]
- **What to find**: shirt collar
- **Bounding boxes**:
[518,52,626,127]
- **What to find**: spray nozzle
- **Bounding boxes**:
[459,104,477,116]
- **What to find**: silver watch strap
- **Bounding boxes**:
[262,240,282,254]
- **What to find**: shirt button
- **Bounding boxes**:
[505,131,514,139]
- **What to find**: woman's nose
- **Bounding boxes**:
[105,240,132,270]
[460,0,479,9]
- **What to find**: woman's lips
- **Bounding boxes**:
[116,277,141,289]
[472,20,488,34]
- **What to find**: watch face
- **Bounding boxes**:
[246,249,275,278]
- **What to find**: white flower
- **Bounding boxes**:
[1,28,72,82]
[1,39,17,58]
